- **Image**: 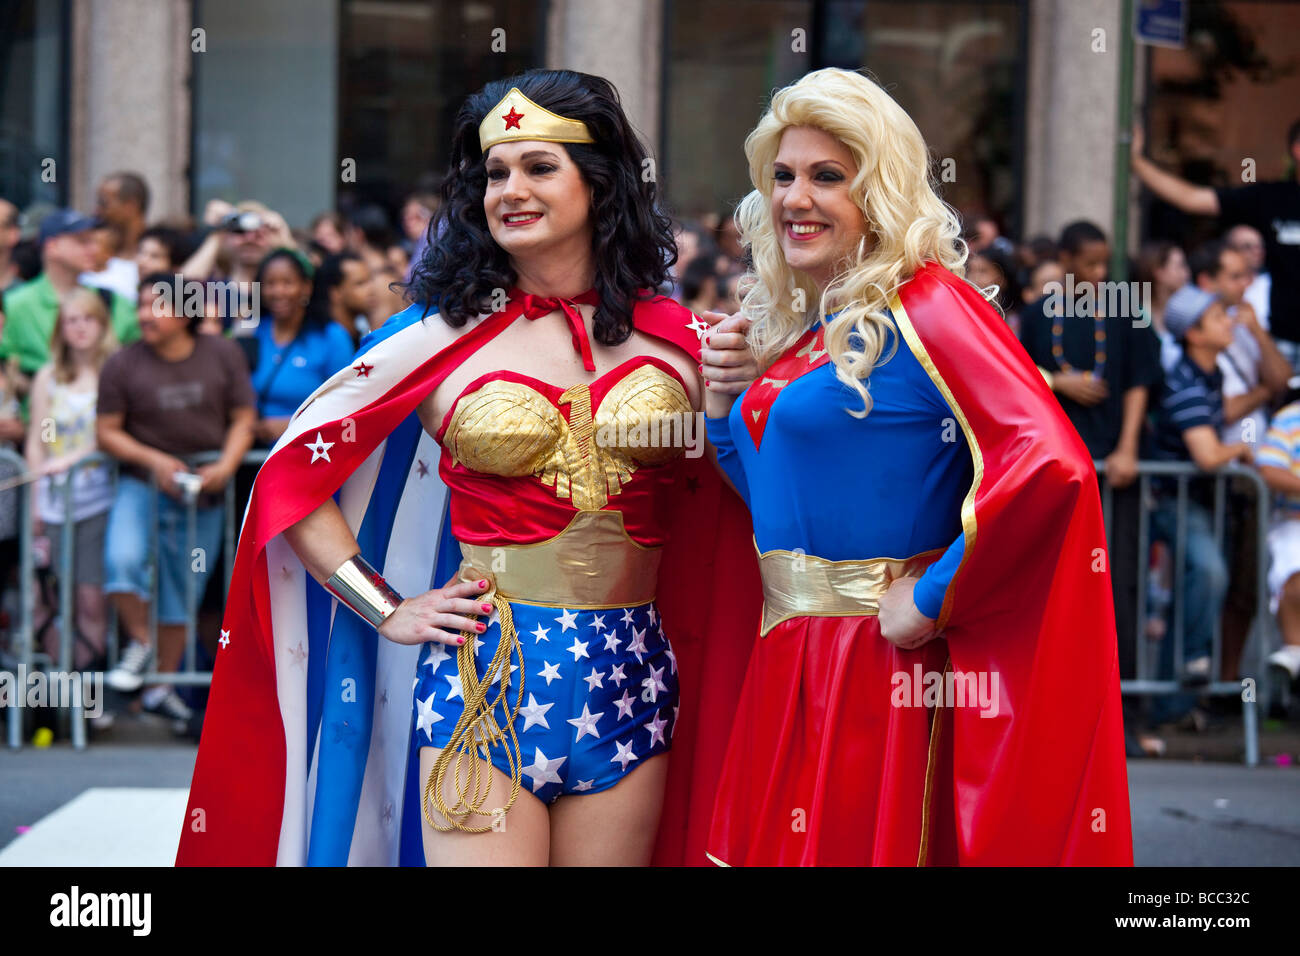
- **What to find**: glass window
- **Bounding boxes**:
[338,0,545,211]
[663,0,1025,233]
[0,0,70,211]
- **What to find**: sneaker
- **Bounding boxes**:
[104,643,153,692]
[143,690,193,735]
[1182,655,1212,685]
[1267,645,1300,682]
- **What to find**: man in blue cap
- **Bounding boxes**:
[0,209,139,384]
[1147,285,1254,724]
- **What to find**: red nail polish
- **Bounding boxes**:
[705,381,711,388]
[457,637,465,645]
[478,579,487,588]
[481,603,492,612]
[476,622,486,632]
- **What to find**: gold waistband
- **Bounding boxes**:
[456,510,661,609]
[758,546,946,636]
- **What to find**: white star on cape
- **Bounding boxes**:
[609,662,627,687]
[589,613,606,633]
[555,608,579,632]
[519,693,554,731]
[304,431,335,463]
[530,623,550,644]
[522,747,566,793]
[583,667,605,692]
[567,636,590,661]
[566,702,604,742]
[603,631,623,653]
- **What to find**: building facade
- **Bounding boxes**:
[1,0,1296,249]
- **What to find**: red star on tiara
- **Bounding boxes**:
[502,107,524,130]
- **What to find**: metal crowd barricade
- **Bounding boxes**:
[1095,459,1272,766]
[3,448,269,750]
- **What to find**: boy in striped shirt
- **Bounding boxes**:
[1255,396,1300,687]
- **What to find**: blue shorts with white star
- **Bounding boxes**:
[413,599,679,804]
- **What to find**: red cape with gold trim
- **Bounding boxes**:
[174,294,760,866]
[891,262,1133,865]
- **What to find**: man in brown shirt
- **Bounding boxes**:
[99,272,256,729]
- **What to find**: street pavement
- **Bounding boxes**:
[1,738,1296,864]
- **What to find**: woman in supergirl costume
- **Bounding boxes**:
[701,68,1134,866]
[176,70,762,867]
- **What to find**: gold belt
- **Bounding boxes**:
[425,510,661,834]
[455,510,661,608]
[758,545,946,636]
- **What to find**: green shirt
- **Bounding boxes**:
[0,273,140,375]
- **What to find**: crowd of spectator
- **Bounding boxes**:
[0,174,436,734]
[2,115,1299,747]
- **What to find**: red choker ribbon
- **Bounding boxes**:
[512,287,600,371]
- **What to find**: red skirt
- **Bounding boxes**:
[706,613,958,866]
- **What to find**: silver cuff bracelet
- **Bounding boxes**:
[324,554,404,628]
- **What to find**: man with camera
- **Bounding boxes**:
[178,199,297,292]
[98,273,255,730]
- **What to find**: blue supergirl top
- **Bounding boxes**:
[705,313,972,620]
[252,318,356,418]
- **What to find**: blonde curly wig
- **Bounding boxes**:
[736,68,966,416]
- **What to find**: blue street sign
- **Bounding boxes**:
[1135,0,1187,49]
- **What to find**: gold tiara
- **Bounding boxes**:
[478,87,595,152]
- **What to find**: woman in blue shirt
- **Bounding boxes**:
[250,248,356,445]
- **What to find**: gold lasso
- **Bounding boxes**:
[423,570,527,832]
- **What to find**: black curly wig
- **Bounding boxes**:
[404,69,677,346]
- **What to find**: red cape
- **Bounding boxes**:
[893,262,1133,864]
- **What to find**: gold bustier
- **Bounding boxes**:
[442,364,693,511]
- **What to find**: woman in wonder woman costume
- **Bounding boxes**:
[700,68,1134,865]
[176,70,761,867]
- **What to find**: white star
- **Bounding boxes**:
[643,709,668,747]
[645,663,667,700]
[687,314,711,339]
[416,693,442,737]
[620,607,636,626]
[609,662,627,686]
[647,605,657,625]
[444,672,463,701]
[614,689,635,720]
[583,667,605,692]
[422,642,450,671]
[555,608,579,632]
[664,646,677,675]
[589,613,606,633]
[567,636,590,662]
[522,747,566,793]
[219,629,230,649]
[574,779,595,792]
[304,431,335,463]
[566,702,604,742]
[530,623,551,644]
[628,626,649,663]
[611,739,639,771]
[470,633,484,653]
[489,662,519,686]
[286,641,307,668]
[519,693,554,731]
[603,630,623,653]
[537,660,562,685]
